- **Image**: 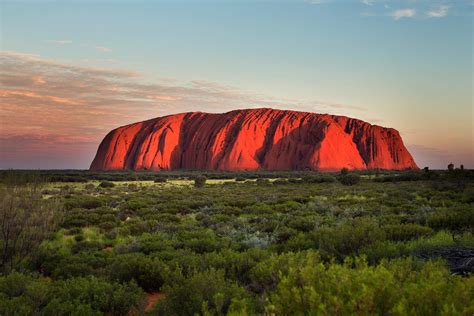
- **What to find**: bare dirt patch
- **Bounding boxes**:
[145,292,164,311]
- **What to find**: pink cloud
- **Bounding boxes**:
[1,89,82,105]
[146,95,181,101]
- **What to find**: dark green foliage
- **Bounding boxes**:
[84,183,96,191]
[99,181,115,188]
[108,253,167,291]
[1,169,473,314]
[302,174,336,183]
[264,252,473,315]
[427,207,474,231]
[312,218,386,260]
[64,196,104,210]
[0,273,144,315]
[339,174,360,185]
[194,175,207,188]
[256,178,270,185]
[374,172,424,182]
[383,223,433,241]
[154,269,252,315]
[0,180,62,273]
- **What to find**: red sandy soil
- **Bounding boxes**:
[145,292,164,311]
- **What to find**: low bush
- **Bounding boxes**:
[264,252,473,315]
[383,223,434,241]
[311,218,385,260]
[339,174,360,186]
[0,273,144,316]
[99,181,115,188]
[194,176,207,188]
[108,253,168,292]
[154,269,253,315]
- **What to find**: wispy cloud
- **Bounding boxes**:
[361,0,375,6]
[391,8,416,20]
[46,40,72,45]
[0,90,82,106]
[96,46,111,53]
[305,0,330,4]
[426,5,449,18]
[146,95,182,101]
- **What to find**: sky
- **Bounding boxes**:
[0,0,472,169]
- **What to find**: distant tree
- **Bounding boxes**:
[447,163,454,171]
[194,176,207,188]
[340,168,349,176]
[423,167,429,173]
[460,164,464,171]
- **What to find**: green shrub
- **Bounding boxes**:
[0,274,144,316]
[71,241,104,254]
[340,167,349,176]
[47,277,143,315]
[154,269,252,315]
[427,207,474,231]
[311,218,385,260]
[383,224,434,241]
[339,174,360,186]
[108,254,168,292]
[273,179,289,185]
[265,252,473,315]
[194,176,207,188]
[84,183,96,191]
[256,178,270,185]
[64,196,104,210]
[302,175,336,183]
[99,181,115,188]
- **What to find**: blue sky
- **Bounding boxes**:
[0,0,473,169]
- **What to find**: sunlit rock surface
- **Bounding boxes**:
[90,108,418,171]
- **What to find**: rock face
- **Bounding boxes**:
[90,108,418,171]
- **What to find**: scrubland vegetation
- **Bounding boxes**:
[0,169,473,315]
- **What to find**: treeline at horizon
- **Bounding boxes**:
[0,165,471,183]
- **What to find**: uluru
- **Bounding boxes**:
[90,108,418,171]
